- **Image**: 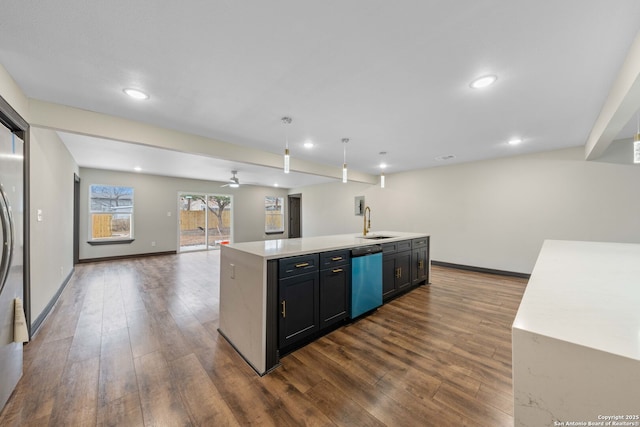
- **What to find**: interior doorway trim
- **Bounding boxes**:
[0,94,31,336]
[288,193,301,239]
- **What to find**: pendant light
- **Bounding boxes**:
[342,138,349,183]
[379,151,387,189]
[282,116,292,173]
[634,114,640,164]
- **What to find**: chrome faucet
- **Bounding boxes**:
[363,206,371,236]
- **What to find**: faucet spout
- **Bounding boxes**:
[363,206,371,236]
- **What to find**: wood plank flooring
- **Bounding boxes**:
[0,251,527,426]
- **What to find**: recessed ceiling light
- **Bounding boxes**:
[379,162,387,169]
[304,140,314,149]
[134,166,142,172]
[435,155,456,161]
[508,138,522,146]
[470,75,497,89]
[274,183,279,187]
[123,88,149,100]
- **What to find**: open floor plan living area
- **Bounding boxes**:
[1,2,640,425]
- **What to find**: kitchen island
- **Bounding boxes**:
[512,240,640,426]
[219,232,429,375]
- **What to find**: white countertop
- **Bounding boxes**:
[512,240,640,361]
[223,231,428,260]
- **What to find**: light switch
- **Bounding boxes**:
[167,211,172,216]
[230,263,235,279]
[37,209,43,222]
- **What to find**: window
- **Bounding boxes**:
[178,193,232,251]
[265,196,284,234]
[89,184,134,241]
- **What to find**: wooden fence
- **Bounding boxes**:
[93,211,232,237]
[180,210,231,231]
[92,214,131,238]
[92,214,112,238]
[265,212,284,232]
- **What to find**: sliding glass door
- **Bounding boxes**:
[178,193,232,252]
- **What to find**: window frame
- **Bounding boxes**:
[88,184,135,244]
[264,196,285,235]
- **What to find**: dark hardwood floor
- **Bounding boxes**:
[0,251,527,426]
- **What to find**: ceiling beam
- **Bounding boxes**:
[0,64,29,120]
[27,99,378,184]
[585,31,640,160]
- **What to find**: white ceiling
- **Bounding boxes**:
[2,1,640,187]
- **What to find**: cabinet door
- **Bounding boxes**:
[382,255,397,299]
[412,246,428,285]
[279,271,319,348]
[395,251,412,291]
[319,264,350,329]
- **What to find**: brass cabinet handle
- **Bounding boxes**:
[331,256,343,261]
[295,262,310,268]
[418,260,424,269]
[332,268,343,273]
[395,268,401,278]
[281,300,286,318]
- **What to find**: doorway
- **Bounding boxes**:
[178,193,232,252]
[73,173,80,264]
[288,194,301,238]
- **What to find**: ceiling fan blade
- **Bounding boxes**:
[220,170,239,187]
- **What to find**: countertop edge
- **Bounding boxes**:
[512,239,640,362]
[223,232,429,260]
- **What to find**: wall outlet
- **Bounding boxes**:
[167,211,172,216]
[151,241,156,247]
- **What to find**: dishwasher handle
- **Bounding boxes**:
[351,245,382,257]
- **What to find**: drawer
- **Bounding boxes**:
[382,240,412,254]
[279,254,319,278]
[412,237,429,248]
[381,242,396,254]
[397,240,412,252]
[319,250,350,269]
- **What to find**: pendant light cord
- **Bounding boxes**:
[282,117,292,149]
[342,138,349,163]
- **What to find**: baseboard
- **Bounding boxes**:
[78,250,177,264]
[30,267,75,337]
[218,328,270,376]
[431,260,530,279]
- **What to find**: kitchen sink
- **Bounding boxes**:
[361,235,395,240]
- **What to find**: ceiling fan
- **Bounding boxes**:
[221,170,240,188]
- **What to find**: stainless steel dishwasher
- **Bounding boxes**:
[350,245,383,318]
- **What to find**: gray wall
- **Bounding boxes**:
[79,168,289,260]
[291,146,640,274]
[29,128,78,323]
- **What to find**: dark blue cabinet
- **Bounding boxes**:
[278,254,319,348]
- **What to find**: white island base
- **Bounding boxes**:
[512,240,640,426]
